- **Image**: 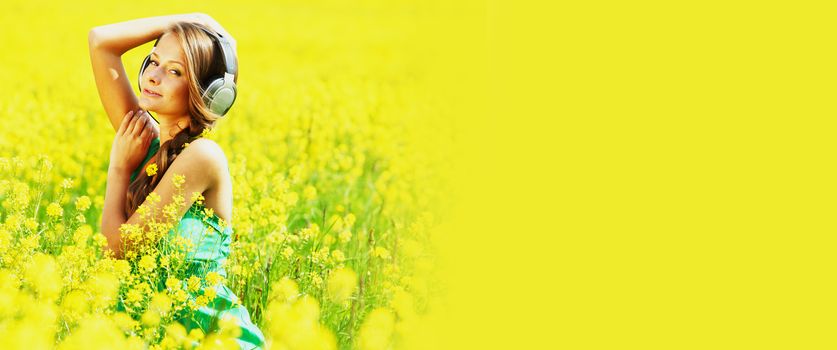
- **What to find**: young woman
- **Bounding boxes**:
[88,13,264,348]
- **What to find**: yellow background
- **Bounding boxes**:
[440,1,837,348]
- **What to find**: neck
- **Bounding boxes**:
[155,113,191,145]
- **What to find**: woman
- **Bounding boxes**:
[88,13,264,348]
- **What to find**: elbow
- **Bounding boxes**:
[88,28,100,49]
[100,221,121,258]
[103,229,124,259]
[110,245,123,260]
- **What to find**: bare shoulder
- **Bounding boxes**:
[176,138,229,179]
[186,138,227,161]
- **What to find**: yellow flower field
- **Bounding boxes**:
[0,0,458,348]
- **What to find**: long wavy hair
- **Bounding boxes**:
[125,21,236,217]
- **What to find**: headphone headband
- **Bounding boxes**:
[194,27,238,81]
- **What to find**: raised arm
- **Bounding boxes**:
[87,13,204,132]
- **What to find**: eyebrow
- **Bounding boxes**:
[151,52,184,67]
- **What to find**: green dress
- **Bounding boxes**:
[120,137,265,349]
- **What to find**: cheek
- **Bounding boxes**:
[164,81,187,99]
[170,83,190,107]
[176,81,190,98]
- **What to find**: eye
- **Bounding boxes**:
[149,60,181,76]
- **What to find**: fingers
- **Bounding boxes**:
[140,122,151,140]
[118,109,157,140]
[132,110,155,136]
[139,115,155,139]
[128,110,144,135]
[117,110,136,135]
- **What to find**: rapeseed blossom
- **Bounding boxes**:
[326,267,357,304]
[74,195,91,211]
[46,202,63,218]
[145,163,158,177]
[138,255,155,272]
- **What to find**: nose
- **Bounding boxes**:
[145,64,162,85]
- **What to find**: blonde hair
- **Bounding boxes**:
[125,21,235,217]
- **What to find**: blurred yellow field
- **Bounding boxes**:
[0,0,460,349]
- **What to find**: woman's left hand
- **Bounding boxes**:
[109,109,157,173]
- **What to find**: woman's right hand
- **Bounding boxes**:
[108,109,157,173]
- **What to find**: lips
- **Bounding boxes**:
[143,89,162,97]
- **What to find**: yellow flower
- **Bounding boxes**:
[372,246,390,260]
[205,271,223,286]
[145,163,158,176]
[331,249,346,263]
[137,281,152,294]
[46,202,63,218]
[74,195,91,211]
[328,214,344,232]
[24,253,60,300]
[217,314,242,337]
[141,310,160,327]
[338,229,352,243]
[287,191,299,206]
[187,275,201,292]
[357,308,395,350]
[172,173,186,188]
[112,312,136,333]
[203,287,217,300]
[269,277,299,303]
[303,185,317,200]
[326,267,357,304]
[166,276,181,291]
[173,289,188,304]
[24,218,38,231]
[191,192,204,204]
[73,225,92,244]
[188,328,204,342]
[126,289,143,305]
[114,259,131,278]
[61,178,74,189]
[93,233,108,247]
[163,323,188,347]
[194,295,209,308]
[22,232,40,250]
[344,213,356,228]
[310,271,323,288]
[136,204,150,217]
[281,247,294,259]
[138,255,156,272]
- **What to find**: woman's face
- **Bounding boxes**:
[138,32,189,117]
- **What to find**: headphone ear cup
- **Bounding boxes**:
[202,78,237,116]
